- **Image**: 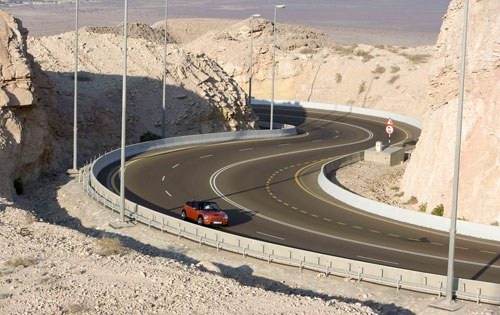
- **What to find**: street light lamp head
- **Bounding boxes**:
[252,14,261,18]
[275,5,286,9]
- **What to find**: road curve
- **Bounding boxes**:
[103,106,500,283]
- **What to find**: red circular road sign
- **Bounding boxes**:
[385,125,394,135]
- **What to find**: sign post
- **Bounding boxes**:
[385,118,394,145]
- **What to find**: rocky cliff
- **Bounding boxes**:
[184,18,434,120]
[0,15,256,201]
[29,23,256,154]
[0,10,56,199]
[400,0,500,224]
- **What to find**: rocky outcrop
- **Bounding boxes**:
[185,18,434,120]
[26,24,256,166]
[0,10,55,199]
[400,0,500,224]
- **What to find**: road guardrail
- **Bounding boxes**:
[81,100,500,305]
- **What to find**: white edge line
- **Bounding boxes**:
[257,231,285,241]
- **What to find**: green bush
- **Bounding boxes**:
[418,203,427,212]
[431,204,444,216]
[140,131,161,143]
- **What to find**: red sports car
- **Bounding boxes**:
[181,200,228,226]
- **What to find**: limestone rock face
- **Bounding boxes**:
[185,18,434,120]
[26,24,256,166]
[400,0,500,223]
[0,10,54,199]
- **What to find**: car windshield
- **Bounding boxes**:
[203,202,220,211]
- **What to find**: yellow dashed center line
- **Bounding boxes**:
[388,234,400,238]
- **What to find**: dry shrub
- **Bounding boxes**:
[6,257,36,268]
[387,75,400,84]
[299,47,317,54]
[406,196,418,205]
[400,53,431,64]
[95,236,122,256]
[354,50,374,62]
[373,65,386,74]
[358,81,366,95]
[335,73,342,84]
[332,45,356,56]
[390,65,400,73]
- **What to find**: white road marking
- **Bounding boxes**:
[353,225,363,230]
[239,148,254,151]
[165,190,172,197]
[257,231,285,240]
[336,221,347,225]
[311,214,318,218]
[358,255,399,265]
[200,155,213,159]
[456,246,468,250]
[162,176,165,182]
[172,164,180,169]
[480,250,497,255]
[431,242,444,246]
[408,238,421,242]
[323,218,332,222]
[312,139,323,142]
[388,234,400,238]
[370,230,381,234]
[277,143,291,147]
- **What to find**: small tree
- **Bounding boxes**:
[431,204,444,216]
[418,203,427,213]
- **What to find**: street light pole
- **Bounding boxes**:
[119,0,129,222]
[248,14,260,106]
[271,5,285,131]
[446,0,470,304]
[161,0,168,138]
[72,0,78,171]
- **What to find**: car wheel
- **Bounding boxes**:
[181,210,186,220]
[197,216,204,226]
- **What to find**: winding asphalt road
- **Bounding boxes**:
[100,106,500,283]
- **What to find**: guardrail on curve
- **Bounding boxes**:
[80,100,500,305]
